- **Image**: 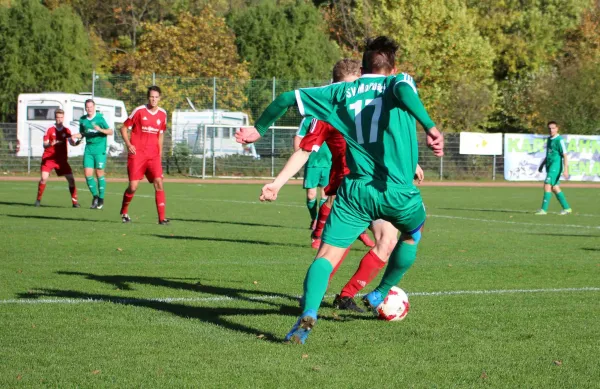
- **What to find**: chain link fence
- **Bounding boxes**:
[1,74,503,180]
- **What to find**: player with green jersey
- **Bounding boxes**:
[295,117,332,229]
[72,99,113,209]
[236,36,444,344]
[535,121,572,215]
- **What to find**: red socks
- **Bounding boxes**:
[69,185,78,204]
[37,183,46,201]
[155,190,166,221]
[120,190,134,214]
[340,249,386,298]
[313,203,332,238]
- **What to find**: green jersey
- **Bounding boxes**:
[545,135,567,168]
[297,117,332,168]
[294,73,435,187]
[79,113,110,154]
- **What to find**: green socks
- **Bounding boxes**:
[307,198,317,221]
[85,176,98,197]
[375,241,418,298]
[302,258,333,313]
[97,176,106,199]
[541,192,552,211]
[319,197,327,208]
[556,192,570,210]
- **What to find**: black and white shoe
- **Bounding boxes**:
[72,203,81,208]
[34,200,41,207]
[333,294,365,313]
[97,198,104,210]
[121,214,131,223]
[90,196,99,209]
[158,218,170,225]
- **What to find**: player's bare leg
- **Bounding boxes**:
[65,174,79,208]
[334,220,397,312]
[35,171,51,206]
[120,180,139,223]
[84,167,99,209]
[153,177,169,225]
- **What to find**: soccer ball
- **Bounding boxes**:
[376,286,410,321]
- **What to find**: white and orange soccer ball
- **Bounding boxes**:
[376,286,410,321]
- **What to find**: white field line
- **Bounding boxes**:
[428,214,600,230]
[1,287,599,305]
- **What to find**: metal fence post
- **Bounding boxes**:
[91,70,96,98]
[439,157,443,181]
[271,77,276,177]
[202,124,207,179]
[212,77,217,124]
[212,125,216,177]
[492,155,496,181]
[27,125,31,174]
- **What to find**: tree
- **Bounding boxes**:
[0,0,92,122]
[227,0,341,80]
[354,0,497,132]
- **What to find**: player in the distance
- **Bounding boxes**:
[535,121,572,215]
[72,99,113,209]
[119,86,169,225]
[237,36,443,344]
[35,108,81,207]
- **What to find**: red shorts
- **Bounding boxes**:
[41,159,72,176]
[127,154,163,182]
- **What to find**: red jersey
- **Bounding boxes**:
[124,105,167,157]
[299,120,349,178]
[42,126,72,161]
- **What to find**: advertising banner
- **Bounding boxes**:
[504,134,600,181]
[459,132,503,155]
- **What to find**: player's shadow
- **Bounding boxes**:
[55,271,299,308]
[0,201,63,208]
[150,234,308,248]
[3,214,116,223]
[582,248,600,251]
[435,207,529,214]
[18,288,296,343]
[526,232,600,238]
[170,217,304,230]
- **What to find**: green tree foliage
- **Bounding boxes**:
[0,0,92,122]
[227,0,341,80]
[354,0,497,132]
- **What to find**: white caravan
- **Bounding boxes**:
[171,110,258,158]
[16,93,128,158]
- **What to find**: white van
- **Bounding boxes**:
[171,110,258,158]
[16,93,128,158]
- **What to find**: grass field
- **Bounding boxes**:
[1,181,599,388]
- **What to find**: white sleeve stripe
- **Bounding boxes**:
[295,90,305,116]
[311,145,321,152]
[397,79,417,94]
[560,140,567,153]
[308,118,318,133]
[296,118,307,136]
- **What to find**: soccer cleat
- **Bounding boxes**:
[122,214,131,223]
[90,196,99,209]
[534,209,547,215]
[362,290,384,315]
[72,203,81,208]
[285,310,317,344]
[97,198,104,210]
[158,218,170,225]
[333,294,365,313]
[559,208,572,215]
[358,232,376,248]
[34,200,41,207]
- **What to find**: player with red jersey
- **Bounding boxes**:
[119,86,169,224]
[35,108,81,207]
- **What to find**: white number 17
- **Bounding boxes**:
[349,97,382,145]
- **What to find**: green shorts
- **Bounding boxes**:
[83,153,107,170]
[322,177,426,248]
[303,166,330,189]
[544,164,562,186]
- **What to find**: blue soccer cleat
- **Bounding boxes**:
[362,290,384,315]
[285,310,317,344]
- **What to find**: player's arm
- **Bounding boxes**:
[538,157,547,172]
[260,148,311,202]
[560,139,569,179]
[293,136,302,151]
[235,91,297,144]
[43,129,51,148]
[158,131,164,158]
[120,124,136,155]
[414,164,424,184]
[393,79,444,156]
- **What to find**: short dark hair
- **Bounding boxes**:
[55,109,64,116]
[547,121,558,127]
[362,36,399,73]
[332,59,361,82]
[84,99,95,107]
[148,85,162,97]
